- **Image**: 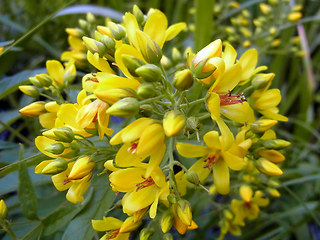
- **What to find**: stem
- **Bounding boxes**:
[179,96,207,108]
[167,137,180,197]
[139,95,165,105]
[40,93,57,101]
[0,220,18,240]
[197,113,211,121]
[0,121,33,145]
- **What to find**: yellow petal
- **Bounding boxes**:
[115,143,147,167]
[34,160,52,174]
[254,89,281,110]
[87,51,114,73]
[189,160,211,182]
[97,73,140,91]
[203,131,221,150]
[146,144,166,178]
[222,151,246,171]
[39,112,57,129]
[66,174,91,203]
[257,158,283,176]
[51,162,74,191]
[97,105,113,139]
[212,63,241,93]
[258,149,285,163]
[240,185,253,202]
[164,22,186,41]
[114,44,145,79]
[222,42,237,70]
[119,217,141,233]
[46,60,64,85]
[35,136,69,158]
[123,13,139,48]
[109,167,145,192]
[239,48,257,82]
[216,118,234,151]
[144,10,168,48]
[221,102,255,123]
[92,217,123,231]
[212,159,229,195]
[176,142,209,158]
[149,191,161,219]
[207,92,220,120]
[259,110,288,122]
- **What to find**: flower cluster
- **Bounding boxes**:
[18,6,290,239]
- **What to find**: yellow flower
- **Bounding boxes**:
[288,12,302,22]
[61,34,87,67]
[92,216,141,240]
[68,156,95,180]
[232,186,269,226]
[0,200,7,220]
[19,101,46,117]
[46,60,76,88]
[39,101,60,129]
[171,204,198,235]
[109,165,169,218]
[163,110,185,137]
[176,131,250,194]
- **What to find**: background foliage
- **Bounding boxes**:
[0,0,320,239]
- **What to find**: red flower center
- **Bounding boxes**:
[204,154,219,168]
[135,176,155,191]
[219,91,247,106]
[105,228,120,239]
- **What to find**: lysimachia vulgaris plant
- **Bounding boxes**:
[18,6,290,240]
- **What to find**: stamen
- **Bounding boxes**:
[63,179,71,185]
[92,112,98,122]
[204,154,218,168]
[219,91,247,106]
[105,228,120,239]
[135,176,155,191]
[244,202,252,210]
[85,78,99,83]
[128,143,138,154]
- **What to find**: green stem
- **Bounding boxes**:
[197,113,211,121]
[40,93,57,101]
[1,220,18,240]
[179,97,207,108]
[0,120,33,145]
[139,95,165,105]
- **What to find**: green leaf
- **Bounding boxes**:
[42,188,93,236]
[21,223,44,240]
[0,68,46,100]
[0,153,49,177]
[62,176,116,240]
[18,158,39,220]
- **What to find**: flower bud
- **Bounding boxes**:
[139,228,154,240]
[86,12,96,24]
[44,143,65,155]
[139,104,153,117]
[19,101,45,117]
[259,3,272,14]
[135,64,162,82]
[133,5,144,25]
[68,156,95,180]
[185,170,200,185]
[172,47,182,64]
[106,97,140,117]
[267,188,280,197]
[252,73,274,89]
[19,85,40,98]
[258,149,285,163]
[122,54,145,77]
[167,193,177,204]
[175,199,192,226]
[95,87,135,105]
[262,139,291,149]
[240,185,253,202]
[35,74,52,87]
[54,127,75,143]
[160,211,174,233]
[82,37,106,57]
[137,83,158,99]
[100,35,116,51]
[163,233,174,240]
[185,117,199,134]
[41,158,68,175]
[163,110,185,137]
[257,158,283,176]
[108,22,126,40]
[29,76,42,88]
[191,39,222,79]
[0,200,7,220]
[161,55,172,70]
[251,119,278,133]
[173,69,194,90]
[78,19,88,30]
[65,28,84,37]
[136,30,162,64]
[288,12,302,22]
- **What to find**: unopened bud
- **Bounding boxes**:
[41,158,68,175]
[267,188,280,197]
[251,119,278,133]
[288,12,302,22]
[185,117,199,134]
[163,233,174,240]
[133,5,144,25]
[175,199,192,226]
[100,35,116,50]
[185,170,200,185]
[252,73,274,89]
[257,158,283,176]
[53,127,75,143]
[160,55,172,70]
[45,143,65,155]
[65,28,84,37]
[163,110,185,137]
[0,200,7,220]
[173,69,194,90]
[19,101,45,117]
[167,193,177,204]
[82,37,106,57]
[68,156,95,180]
[86,13,96,24]
[122,54,145,77]
[106,97,140,117]
[262,139,291,149]
[136,30,162,64]
[137,83,158,99]
[95,87,135,105]
[29,76,42,88]
[258,149,285,163]
[108,22,126,40]
[35,74,52,87]
[135,64,162,82]
[78,19,88,30]
[160,211,174,233]
[172,47,182,64]
[139,104,153,117]
[19,85,39,98]
[260,3,272,14]
[139,228,154,240]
